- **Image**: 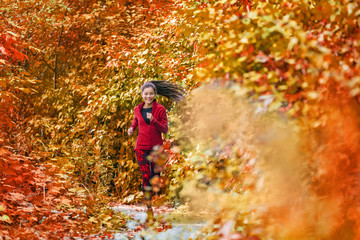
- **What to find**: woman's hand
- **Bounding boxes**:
[146,113,154,121]
[127,127,134,136]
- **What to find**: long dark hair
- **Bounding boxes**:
[141,81,186,102]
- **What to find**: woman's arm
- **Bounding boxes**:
[150,108,168,134]
[128,113,138,136]
[130,115,138,130]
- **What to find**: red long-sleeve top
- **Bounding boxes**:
[130,99,168,150]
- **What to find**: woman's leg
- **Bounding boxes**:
[135,149,152,191]
[135,150,158,218]
[135,150,161,190]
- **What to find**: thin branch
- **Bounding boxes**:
[40,56,55,72]
[53,2,72,89]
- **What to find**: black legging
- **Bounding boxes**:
[135,149,160,192]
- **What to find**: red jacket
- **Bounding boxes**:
[130,100,168,150]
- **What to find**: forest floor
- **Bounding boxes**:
[108,203,207,240]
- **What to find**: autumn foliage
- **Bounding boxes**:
[170,0,360,239]
[1,0,360,239]
[0,149,89,238]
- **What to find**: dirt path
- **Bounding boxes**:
[110,204,206,239]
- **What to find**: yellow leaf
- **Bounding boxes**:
[19,88,32,94]
[99,214,111,222]
[287,37,298,50]
[307,91,319,100]
[0,215,12,223]
[0,204,6,212]
[83,14,92,20]
[138,58,146,64]
[69,188,78,192]
[350,88,360,96]
[237,56,247,63]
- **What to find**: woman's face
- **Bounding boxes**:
[142,87,155,105]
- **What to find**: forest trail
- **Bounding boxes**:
[110,204,206,240]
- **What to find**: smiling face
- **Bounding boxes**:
[141,87,155,105]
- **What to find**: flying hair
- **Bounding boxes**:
[141,81,186,102]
